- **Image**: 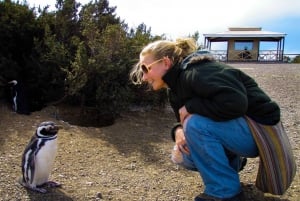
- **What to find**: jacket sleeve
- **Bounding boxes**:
[170,122,182,141]
[184,68,248,121]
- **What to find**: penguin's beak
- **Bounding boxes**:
[56,125,64,129]
[8,80,17,85]
[48,125,60,134]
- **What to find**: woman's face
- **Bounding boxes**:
[140,55,169,90]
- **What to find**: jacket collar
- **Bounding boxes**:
[181,50,213,69]
[162,50,213,89]
[162,62,181,90]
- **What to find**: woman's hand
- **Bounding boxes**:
[179,106,190,125]
[174,127,190,155]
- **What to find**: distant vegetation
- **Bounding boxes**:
[1,0,193,121]
[292,55,300,63]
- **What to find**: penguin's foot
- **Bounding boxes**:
[43,181,61,188]
[30,186,47,193]
[18,178,48,193]
[24,181,61,193]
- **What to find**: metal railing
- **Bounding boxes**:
[208,50,299,62]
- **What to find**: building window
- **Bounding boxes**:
[234,41,253,50]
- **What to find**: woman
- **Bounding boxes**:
[129,38,281,201]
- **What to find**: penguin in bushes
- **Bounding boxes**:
[8,80,30,115]
[19,121,61,193]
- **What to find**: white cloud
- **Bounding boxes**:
[25,0,300,53]
[109,0,300,38]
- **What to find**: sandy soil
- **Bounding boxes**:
[0,63,299,201]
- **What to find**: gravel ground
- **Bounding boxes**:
[0,63,299,201]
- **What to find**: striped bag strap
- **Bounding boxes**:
[245,116,296,195]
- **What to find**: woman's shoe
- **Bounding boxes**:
[194,193,242,201]
[239,157,247,172]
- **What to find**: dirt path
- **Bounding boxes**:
[0,63,299,201]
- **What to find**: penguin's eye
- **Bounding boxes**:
[40,128,47,135]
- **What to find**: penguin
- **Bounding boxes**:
[19,121,61,193]
[8,80,18,112]
[7,80,30,115]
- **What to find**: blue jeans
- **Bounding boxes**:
[179,114,258,198]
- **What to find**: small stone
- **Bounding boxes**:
[97,192,103,199]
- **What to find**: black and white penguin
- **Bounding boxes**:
[8,80,18,112]
[20,121,61,193]
[8,80,30,115]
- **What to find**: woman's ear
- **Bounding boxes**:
[164,57,172,70]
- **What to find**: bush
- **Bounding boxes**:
[292,55,300,63]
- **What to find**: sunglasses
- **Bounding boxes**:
[140,58,163,74]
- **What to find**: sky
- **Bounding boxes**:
[25,0,300,54]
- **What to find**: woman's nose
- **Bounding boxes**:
[142,73,148,81]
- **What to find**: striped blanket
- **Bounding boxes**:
[246,117,297,195]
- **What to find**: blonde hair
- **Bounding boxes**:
[129,38,197,85]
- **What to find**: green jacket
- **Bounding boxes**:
[163,53,280,139]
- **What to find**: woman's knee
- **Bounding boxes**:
[184,115,208,133]
[184,115,214,142]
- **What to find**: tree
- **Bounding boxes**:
[0,0,169,121]
[63,0,128,116]
[292,55,300,63]
[0,0,38,79]
[0,0,46,110]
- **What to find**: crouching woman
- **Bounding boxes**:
[129,38,296,201]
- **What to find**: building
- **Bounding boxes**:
[203,27,286,62]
